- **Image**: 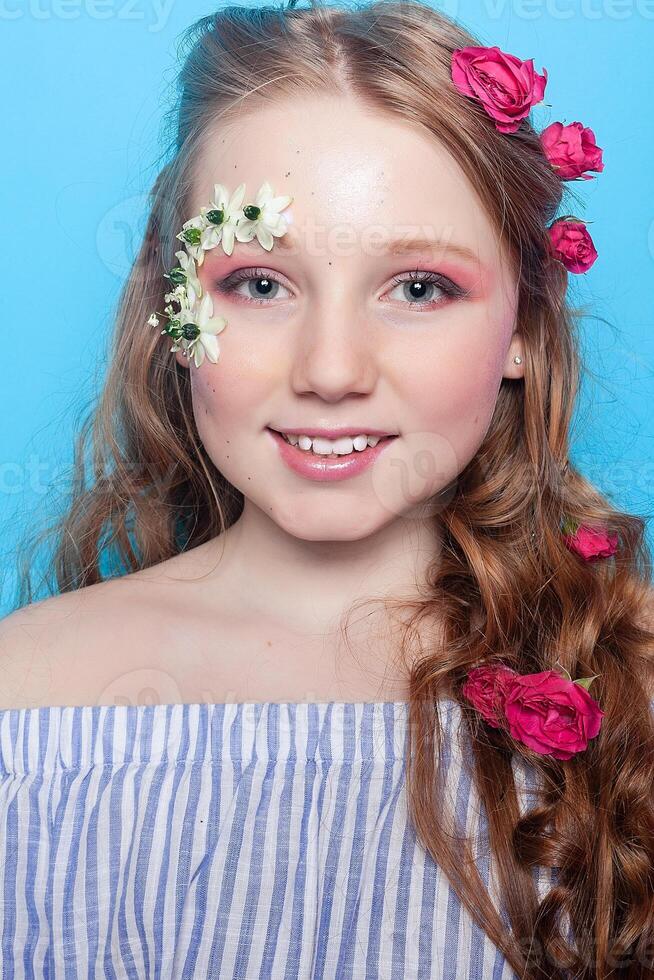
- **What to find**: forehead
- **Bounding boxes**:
[188,95,504,271]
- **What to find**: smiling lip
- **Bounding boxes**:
[269,426,397,439]
[266,428,398,482]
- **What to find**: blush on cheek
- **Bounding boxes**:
[189,358,267,435]
[414,361,501,459]
[465,369,505,438]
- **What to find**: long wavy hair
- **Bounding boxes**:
[11,1,654,975]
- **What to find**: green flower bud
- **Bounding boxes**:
[162,320,180,340]
[182,227,202,246]
[182,323,201,341]
[243,205,261,221]
[206,209,224,225]
[573,675,600,691]
[561,516,579,536]
[166,268,187,286]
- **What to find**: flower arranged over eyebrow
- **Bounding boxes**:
[148,180,293,367]
[233,180,294,252]
[196,182,246,258]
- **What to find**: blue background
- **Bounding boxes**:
[2,0,653,615]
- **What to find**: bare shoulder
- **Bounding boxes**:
[0,545,219,711]
[0,587,98,710]
[0,578,144,710]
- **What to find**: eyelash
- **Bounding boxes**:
[214,266,467,311]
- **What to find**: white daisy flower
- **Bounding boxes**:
[164,284,187,305]
[174,250,202,306]
[177,292,227,368]
[199,182,246,257]
[234,181,293,251]
[154,179,293,366]
[176,214,208,264]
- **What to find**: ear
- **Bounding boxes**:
[504,332,525,379]
[174,348,190,370]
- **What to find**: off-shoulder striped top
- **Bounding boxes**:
[0,698,566,978]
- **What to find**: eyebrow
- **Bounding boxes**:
[213,220,486,275]
[384,237,481,264]
[270,230,482,265]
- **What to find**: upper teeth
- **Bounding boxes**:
[281,432,387,454]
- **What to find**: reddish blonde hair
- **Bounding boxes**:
[14,2,654,975]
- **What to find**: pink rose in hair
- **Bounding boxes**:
[462,665,518,728]
[451,45,547,134]
[502,670,604,761]
[547,218,598,273]
[562,523,618,561]
[540,121,604,181]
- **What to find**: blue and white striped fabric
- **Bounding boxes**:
[0,698,558,978]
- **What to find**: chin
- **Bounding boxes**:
[268,499,394,541]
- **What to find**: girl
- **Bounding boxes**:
[1,1,653,976]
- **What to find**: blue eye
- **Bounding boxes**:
[214,266,467,309]
[215,267,289,305]
[386,270,465,309]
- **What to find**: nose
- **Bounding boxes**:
[289,291,378,401]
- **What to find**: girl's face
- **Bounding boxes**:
[177,95,523,541]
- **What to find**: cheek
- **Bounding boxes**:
[394,318,509,464]
[188,348,280,480]
[188,367,252,481]
[190,354,268,427]
[410,363,500,450]
[189,370,226,438]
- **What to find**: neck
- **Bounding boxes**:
[204,499,443,636]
